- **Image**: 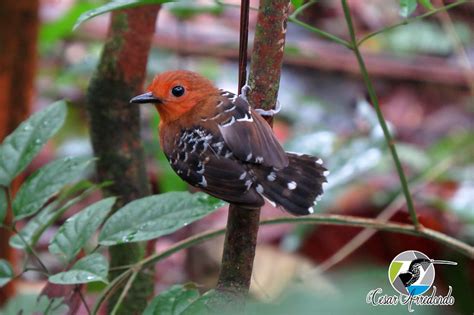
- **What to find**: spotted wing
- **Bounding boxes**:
[167,128,264,207]
[203,91,288,169]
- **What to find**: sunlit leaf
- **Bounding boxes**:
[99,192,225,245]
[143,284,200,315]
[0,188,7,224]
[0,259,14,287]
[0,101,67,187]
[399,0,417,17]
[74,0,175,30]
[48,253,109,284]
[49,198,116,263]
[12,157,93,220]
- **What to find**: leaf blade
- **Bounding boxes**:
[0,100,67,187]
[99,192,224,245]
[9,183,101,250]
[48,253,109,284]
[12,157,93,220]
[49,197,116,263]
[74,0,175,30]
[0,189,7,224]
[399,0,417,17]
[143,284,200,315]
[0,259,14,287]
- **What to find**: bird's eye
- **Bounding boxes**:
[171,86,185,97]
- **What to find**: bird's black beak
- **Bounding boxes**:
[130,92,162,104]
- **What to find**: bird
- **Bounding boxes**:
[130,70,328,215]
[398,258,457,287]
[398,258,431,287]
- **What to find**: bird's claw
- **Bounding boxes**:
[239,84,251,102]
[255,101,282,117]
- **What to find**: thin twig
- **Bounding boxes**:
[316,155,456,273]
[341,0,419,229]
[5,187,50,275]
[76,285,92,315]
[91,270,132,315]
[289,0,351,49]
[435,0,474,95]
[357,0,467,46]
[110,270,139,315]
[135,215,473,271]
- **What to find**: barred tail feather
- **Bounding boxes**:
[255,153,328,215]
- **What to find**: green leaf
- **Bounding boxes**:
[48,253,109,284]
[399,0,417,17]
[10,184,101,250]
[40,2,98,45]
[181,290,223,315]
[99,192,224,245]
[0,100,67,187]
[0,259,14,287]
[291,0,304,9]
[0,188,6,224]
[49,198,116,263]
[12,157,93,220]
[143,284,200,315]
[418,0,434,10]
[74,0,175,30]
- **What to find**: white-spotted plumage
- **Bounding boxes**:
[287,181,297,190]
[165,87,328,216]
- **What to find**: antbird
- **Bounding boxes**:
[131,70,328,215]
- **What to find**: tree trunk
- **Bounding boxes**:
[216,0,291,301]
[0,0,38,305]
[86,6,160,314]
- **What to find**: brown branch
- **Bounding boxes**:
[85,5,160,314]
[216,0,291,300]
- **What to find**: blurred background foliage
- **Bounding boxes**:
[1,0,473,314]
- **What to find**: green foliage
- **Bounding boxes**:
[0,100,67,187]
[143,284,200,315]
[9,184,101,249]
[49,197,116,263]
[0,259,14,287]
[399,0,435,18]
[12,157,93,220]
[291,0,305,9]
[399,0,418,17]
[74,0,175,30]
[0,294,68,315]
[99,192,225,245]
[0,188,6,224]
[49,253,109,284]
[418,0,434,10]
[40,1,98,47]
[144,285,223,315]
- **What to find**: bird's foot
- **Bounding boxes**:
[255,101,282,117]
[239,84,251,102]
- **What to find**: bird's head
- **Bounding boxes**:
[130,70,217,124]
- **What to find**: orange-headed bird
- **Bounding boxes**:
[131,70,328,215]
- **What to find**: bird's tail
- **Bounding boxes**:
[255,153,328,215]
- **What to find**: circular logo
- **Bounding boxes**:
[388,250,435,296]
